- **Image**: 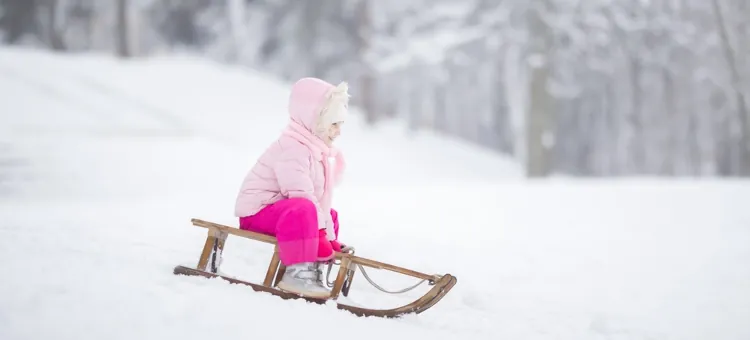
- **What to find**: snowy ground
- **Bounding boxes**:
[1,47,749,340]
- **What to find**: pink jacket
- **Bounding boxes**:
[234,78,347,241]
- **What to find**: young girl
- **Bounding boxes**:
[234,77,349,298]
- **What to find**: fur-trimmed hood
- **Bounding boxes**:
[287,77,349,140]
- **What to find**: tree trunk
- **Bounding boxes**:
[226,0,246,62]
[1,0,39,43]
[47,0,66,51]
[525,0,555,177]
[357,0,376,125]
[116,0,131,58]
[711,0,750,176]
[299,0,320,76]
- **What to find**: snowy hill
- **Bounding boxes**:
[1,47,749,340]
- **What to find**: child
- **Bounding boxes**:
[234,77,349,298]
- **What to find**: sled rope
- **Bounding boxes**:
[324,247,429,295]
[354,263,428,294]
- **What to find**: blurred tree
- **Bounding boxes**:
[525,0,554,177]
[115,0,131,57]
[66,0,96,50]
[150,0,210,47]
[711,0,749,175]
[45,0,66,51]
[0,0,40,43]
[356,0,376,124]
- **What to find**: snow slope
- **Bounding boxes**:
[1,47,749,340]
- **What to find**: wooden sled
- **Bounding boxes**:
[173,218,457,318]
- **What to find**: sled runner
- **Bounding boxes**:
[173,218,457,318]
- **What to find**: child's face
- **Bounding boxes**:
[327,122,342,144]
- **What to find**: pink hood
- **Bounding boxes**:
[289,77,350,140]
[288,78,331,131]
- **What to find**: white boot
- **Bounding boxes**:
[313,262,328,287]
[276,262,331,298]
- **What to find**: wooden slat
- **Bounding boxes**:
[328,257,350,300]
[342,268,355,297]
[192,218,276,244]
[210,230,228,273]
[274,264,286,287]
[345,255,439,282]
[197,229,217,271]
[263,246,282,287]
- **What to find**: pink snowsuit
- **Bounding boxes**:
[234,77,347,266]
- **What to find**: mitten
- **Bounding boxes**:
[317,228,334,261]
[330,239,342,252]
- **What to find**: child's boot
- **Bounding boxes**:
[276,262,331,298]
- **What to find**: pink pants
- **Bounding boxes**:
[238,197,339,266]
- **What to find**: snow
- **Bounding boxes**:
[1,46,750,340]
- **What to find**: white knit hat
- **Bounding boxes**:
[315,82,349,137]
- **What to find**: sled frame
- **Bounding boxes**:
[173,218,457,318]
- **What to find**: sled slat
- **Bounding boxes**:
[329,257,351,299]
[192,219,277,244]
[274,264,286,287]
[210,230,228,273]
[197,228,217,271]
[264,246,281,287]
[347,256,437,282]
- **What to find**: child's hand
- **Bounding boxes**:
[330,240,342,252]
[317,228,334,261]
